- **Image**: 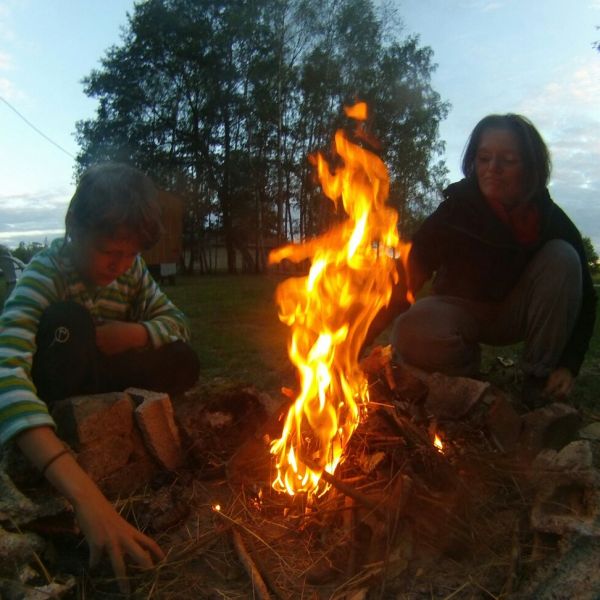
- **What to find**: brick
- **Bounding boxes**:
[99,455,159,499]
[77,434,134,481]
[128,388,183,471]
[424,372,490,420]
[130,420,153,461]
[531,441,600,537]
[485,391,522,453]
[51,392,134,449]
[519,402,581,458]
[579,422,600,441]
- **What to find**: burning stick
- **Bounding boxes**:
[360,344,397,391]
[268,102,412,499]
[300,454,385,517]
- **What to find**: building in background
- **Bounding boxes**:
[143,191,183,285]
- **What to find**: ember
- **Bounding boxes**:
[268,102,411,497]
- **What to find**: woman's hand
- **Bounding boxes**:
[17,427,164,594]
[95,321,149,355]
[544,367,574,398]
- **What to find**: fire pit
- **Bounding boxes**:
[2,105,599,600]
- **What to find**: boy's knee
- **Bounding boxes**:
[36,301,95,349]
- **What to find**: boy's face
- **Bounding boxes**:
[72,231,141,287]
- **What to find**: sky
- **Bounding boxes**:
[1,0,599,250]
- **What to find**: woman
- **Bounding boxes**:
[0,163,200,591]
[391,114,596,404]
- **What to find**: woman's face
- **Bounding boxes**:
[475,128,526,207]
[71,229,140,287]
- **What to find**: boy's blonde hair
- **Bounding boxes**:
[65,163,163,250]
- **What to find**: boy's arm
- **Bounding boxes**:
[0,255,61,444]
[130,257,191,347]
[0,256,163,591]
[95,321,149,355]
[17,426,164,594]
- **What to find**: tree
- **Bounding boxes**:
[583,236,599,273]
[11,241,47,264]
[75,0,450,272]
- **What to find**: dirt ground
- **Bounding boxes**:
[3,364,600,600]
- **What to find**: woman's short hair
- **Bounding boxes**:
[461,114,552,197]
[65,163,162,250]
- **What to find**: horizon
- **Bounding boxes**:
[1,0,599,252]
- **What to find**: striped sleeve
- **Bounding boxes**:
[130,257,191,347]
[0,254,61,444]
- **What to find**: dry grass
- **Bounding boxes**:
[77,372,548,600]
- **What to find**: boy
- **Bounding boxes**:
[0,163,199,590]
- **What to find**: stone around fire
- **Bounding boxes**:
[129,387,184,471]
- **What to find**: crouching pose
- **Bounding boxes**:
[0,163,200,590]
[388,114,596,404]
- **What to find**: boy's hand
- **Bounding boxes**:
[96,321,148,355]
[73,492,164,595]
[17,427,164,595]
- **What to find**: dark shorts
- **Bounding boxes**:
[32,301,200,404]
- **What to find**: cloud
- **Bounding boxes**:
[518,59,600,124]
[550,182,600,250]
[0,188,70,245]
[517,60,600,183]
[515,58,600,250]
[536,67,600,115]
[0,192,67,246]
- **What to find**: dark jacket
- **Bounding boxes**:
[408,178,596,376]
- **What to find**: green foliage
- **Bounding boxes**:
[11,241,47,264]
[163,273,600,408]
[582,236,599,273]
[164,274,293,396]
[76,0,449,272]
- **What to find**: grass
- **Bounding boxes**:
[2,272,599,408]
[164,272,600,411]
[162,273,295,398]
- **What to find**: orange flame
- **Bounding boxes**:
[433,434,444,453]
[268,103,411,497]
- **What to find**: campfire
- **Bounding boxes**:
[2,105,599,600]
[267,101,411,498]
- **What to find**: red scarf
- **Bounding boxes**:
[485,196,540,245]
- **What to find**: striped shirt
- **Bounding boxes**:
[0,238,191,445]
